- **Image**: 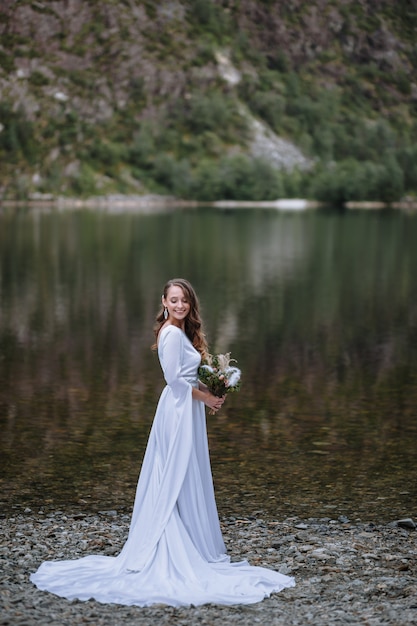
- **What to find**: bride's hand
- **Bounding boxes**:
[205,393,225,413]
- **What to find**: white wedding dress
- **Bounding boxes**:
[31,325,295,606]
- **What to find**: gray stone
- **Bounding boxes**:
[396,518,416,530]
[1,513,416,625]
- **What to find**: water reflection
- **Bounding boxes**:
[0,207,416,521]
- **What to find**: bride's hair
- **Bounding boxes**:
[153,278,209,360]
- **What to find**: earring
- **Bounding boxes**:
[163,307,168,320]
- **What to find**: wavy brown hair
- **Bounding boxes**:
[152,278,209,360]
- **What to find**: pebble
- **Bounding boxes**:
[0,511,416,625]
[397,518,416,530]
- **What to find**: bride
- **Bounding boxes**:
[31,278,295,606]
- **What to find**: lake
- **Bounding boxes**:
[1,205,416,522]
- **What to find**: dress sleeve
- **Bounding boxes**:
[158,326,192,409]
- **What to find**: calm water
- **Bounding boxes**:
[1,206,416,522]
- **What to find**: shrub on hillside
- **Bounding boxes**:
[191,155,284,201]
[153,154,193,197]
[0,103,38,165]
[397,145,417,192]
[182,91,247,143]
[309,157,404,204]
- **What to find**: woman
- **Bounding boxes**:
[31,278,295,606]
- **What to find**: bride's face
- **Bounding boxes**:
[163,285,191,326]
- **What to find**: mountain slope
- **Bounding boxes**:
[0,0,416,202]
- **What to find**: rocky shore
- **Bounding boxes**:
[1,510,416,625]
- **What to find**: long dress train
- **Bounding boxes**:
[30,325,295,606]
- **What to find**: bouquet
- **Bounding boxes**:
[198,352,241,413]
